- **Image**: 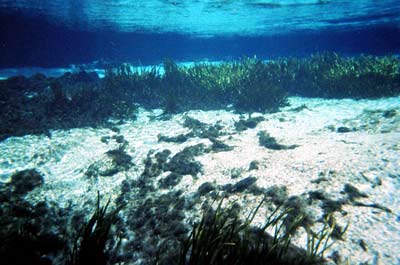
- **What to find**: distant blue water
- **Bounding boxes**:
[0,0,399,68]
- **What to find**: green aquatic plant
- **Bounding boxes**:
[162,59,198,112]
[104,63,163,106]
[305,214,349,262]
[163,91,181,113]
[233,59,288,112]
[183,61,242,103]
[181,58,288,112]
[68,193,122,265]
[2,53,398,140]
[274,52,400,98]
[99,53,400,109]
[179,198,343,265]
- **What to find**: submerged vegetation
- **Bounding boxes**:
[0,53,399,140]
[68,194,122,265]
[275,53,400,98]
[179,198,343,265]
[0,184,345,265]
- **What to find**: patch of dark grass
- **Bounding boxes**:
[179,198,344,265]
[68,193,123,265]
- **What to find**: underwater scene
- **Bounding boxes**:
[0,1,400,264]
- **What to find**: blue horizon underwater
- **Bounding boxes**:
[0,1,400,265]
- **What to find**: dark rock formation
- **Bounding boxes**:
[159,173,183,189]
[257,131,298,150]
[234,116,265,132]
[197,182,216,196]
[86,147,133,178]
[10,169,44,195]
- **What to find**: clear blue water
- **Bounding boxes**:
[1,0,399,35]
[0,0,399,67]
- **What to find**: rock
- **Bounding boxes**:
[142,150,171,179]
[247,185,266,195]
[234,116,265,132]
[0,68,139,141]
[58,71,100,87]
[86,148,133,177]
[308,190,327,201]
[352,201,392,213]
[197,182,216,196]
[113,135,125,143]
[358,239,368,252]
[321,198,345,214]
[326,125,336,132]
[199,124,223,139]
[183,116,206,130]
[220,183,233,192]
[336,126,352,133]
[311,177,329,184]
[329,251,342,264]
[100,136,111,144]
[248,160,260,171]
[86,160,119,177]
[166,153,203,177]
[159,173,183,189]
[155,150,172,164]
[0,184,12,202]
[288,104,310,112]
[110,126,121,133]
[0,197,66,265]
[182,116,224,140]
[372,176,382,188]
[210,138,233,152]
[229,168,244,179]
[6,75,31,89]
[257,131,298,150]
[284,196,314,228]
[158,133,192,143]
[184,144,209,156]
[105,148,133,169]
[165,145,206,177]
[10,169,44,195]
[120,179,131,193]
[382,109,397,118]
[125,190,188,263]
[331,222,347,240]
[266,185,288,205]
[231,177,257,193]
[342,183,368,201]
[338,108,398,133]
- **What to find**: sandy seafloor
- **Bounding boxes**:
[1,95,399,264]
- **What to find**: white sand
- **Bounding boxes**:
[0,96,399,264]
